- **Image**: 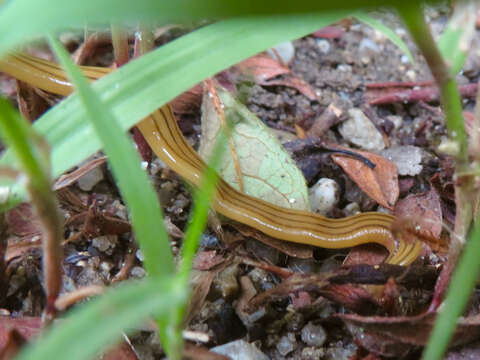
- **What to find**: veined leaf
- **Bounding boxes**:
[199,86,310,210]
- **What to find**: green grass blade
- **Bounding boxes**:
[0,14,348,209]
[16,278,185,360]
[0,99,49,189]
[47,35,174,276]
[0,0,444,57]
[354,11,414,63]
[437,0,476,75]
[422,224,480,359]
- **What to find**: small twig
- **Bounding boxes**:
[398,4,468,164]
[54,285,104,311]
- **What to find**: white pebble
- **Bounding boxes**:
[267,41,295,64]
[301,322,327,347]
[339,108,386,151]
[77,167,104,191]
[316,39,331,54]
[381,146,423,176]
[309,178,339,215]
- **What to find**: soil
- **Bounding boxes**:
[2,7,480,360]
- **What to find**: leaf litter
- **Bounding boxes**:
[2,10,480,360]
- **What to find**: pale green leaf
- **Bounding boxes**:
[199,86,309,210]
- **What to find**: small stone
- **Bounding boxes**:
[316,39,330,54]
[267,41,295,64]
[309,178,339,215]
[406,69,416,81]
[130,266,146,278]
[77,167,104,191]
[401,54,410,64]
[359,38,378,53]
[325,342,357,360]
[301,322,327,347]
[381,145,423,176]
[136,249,145,262]
[302,347,326,359]
[339,108,385,151]
[387,115,403,129]
[211,340,269,360]
[91,235,117,252]
[212,263,239,300]
[343,202,360,216]
[276,333,297,356]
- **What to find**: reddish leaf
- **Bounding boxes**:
[193,251,226,271]
[236,53,290,82]
[236,53,318,100]
[313,26,345,39]
[103,339,138,360]
[331,147,399,209]
[344,244,389,266]
[338,312,480,357]
[394,187,443,239]
[320,284,378,314]
[0,317,41,349]
[261,76,318,100]
[0,329,27,360]
[6,203,42,239]
[170,83,203,115]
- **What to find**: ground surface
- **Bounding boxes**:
[2,8,480,360]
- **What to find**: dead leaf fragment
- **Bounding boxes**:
[54,156,107,190]
[236,53,318,100]
[394,187,443,239]
[236,53,290,82]
[331,147,399,209]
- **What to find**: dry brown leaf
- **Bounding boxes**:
[170,83,203,115]
[236,53,291,82]
[343,244,389,266]
[331,147,399,209]
[236,53,318,100]
[193,250,226,271]
[395,187,443,239]
[54,156,107,190]
[339,312,480,358]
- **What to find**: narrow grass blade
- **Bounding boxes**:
[354,11,414,63]
[437,0,476,75]
[48,35,174,276]
[422,223,480,359]
[0,14,348,209]
[0,0,445,57]
[0,98,63,317]
[16,278,185,360]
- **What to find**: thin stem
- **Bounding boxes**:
[398,4,467,165]
[0,99,63,323]
[111,24,129,67]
